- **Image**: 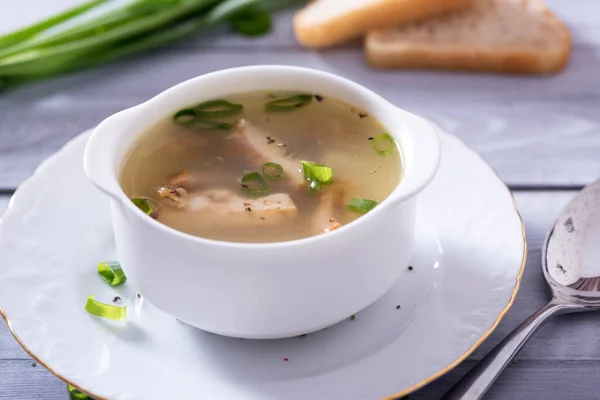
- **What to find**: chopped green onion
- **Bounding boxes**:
[262,162,284,180]
[192,99,243,119]
[173,101,239,131]
[372,133,397,155]
[347,198,379,214]
[131,198,153,216]
[67,384,91,400]
[231,10,272,36]
[241,172,269,195]
[265,94,313,112]
[301,161,333,187]
[85,296,127,320]
[97,261,127,287]
[173,108,197,125]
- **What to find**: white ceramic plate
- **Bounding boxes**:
[0,129,525,400]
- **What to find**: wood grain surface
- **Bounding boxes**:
[1,0,599,398]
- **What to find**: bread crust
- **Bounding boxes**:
[294,0,472,49]
[365,2,571,74]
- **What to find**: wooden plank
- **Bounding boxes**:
[0,360,66,400]
[414,360,600,400]
[1,47,599,189]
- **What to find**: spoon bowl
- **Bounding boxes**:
[443,179,600,399]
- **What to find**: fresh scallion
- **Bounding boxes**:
[231,10,272,36]
[265,94,313,112]
[173,99,241,130]
[0,0,305,90]
[262,162,284,180]
[241,172,269,195]
[97,261,127,287]
[192,99,244,118]
[372,133,397,155]
[346,198,379,214]
[301,161,333,187]
[0,0,109,50]
[85,296,127,320]
[173,109,233,130]
[131,198,153,216]
[67,384,91,400]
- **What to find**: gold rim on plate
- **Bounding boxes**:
[0,133,528,400]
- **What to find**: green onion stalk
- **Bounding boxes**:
[0,0,304,91]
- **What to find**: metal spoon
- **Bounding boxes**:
[442,179,600,400]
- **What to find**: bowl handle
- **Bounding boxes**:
[83,109,136,201]
[389,110,441,203]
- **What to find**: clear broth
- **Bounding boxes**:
[120,92,402,243]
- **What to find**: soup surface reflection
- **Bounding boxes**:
[120,92,403,243]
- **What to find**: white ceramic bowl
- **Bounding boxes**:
[83,66,440,339]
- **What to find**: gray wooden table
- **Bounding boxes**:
[1,1,599,399]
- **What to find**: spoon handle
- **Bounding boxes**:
[441,300,573,400]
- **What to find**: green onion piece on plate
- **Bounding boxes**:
[85,296,127,320]
[301,161,333,187]
[241,172,269,195]
[131,198,153,216]
[346,198,379,214]
[231,10,272,37]
[67,384,91,400]
[192,99,243,119]
[262,162,284,180]
[372,133,397,155]
[265,94,313,112]
[97,261,127,286]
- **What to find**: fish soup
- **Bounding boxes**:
[120,92,403,243]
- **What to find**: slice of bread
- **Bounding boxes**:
[365,0,571,74]
[294,0,472,49]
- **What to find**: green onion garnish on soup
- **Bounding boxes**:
[372,133,397,155]
[131,198,153,216]
[262,162,284,180]
[172,99,242,130]
[85,296,127,320]
[172,109,233,130]
[97,261,127,286]
[67,384,90,400]
[346,198,379,214]
[301,161,333,188]
[192,99,243,119]
[231,10,272,37]
[241,172,269,195]
[265,94,313,112]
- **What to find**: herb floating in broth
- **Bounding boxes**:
[265,94,313,112]
[173,99,243,131]
[301,161,333,189]
[85,296,127,320]
[372,133,397,155]
[192,99,244,119]
[97,261,128,287]
[347,198,379,215]
[131,198,153,216]
[262,162,284,180]
[241,172,269,195]
[120,90,402,243]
